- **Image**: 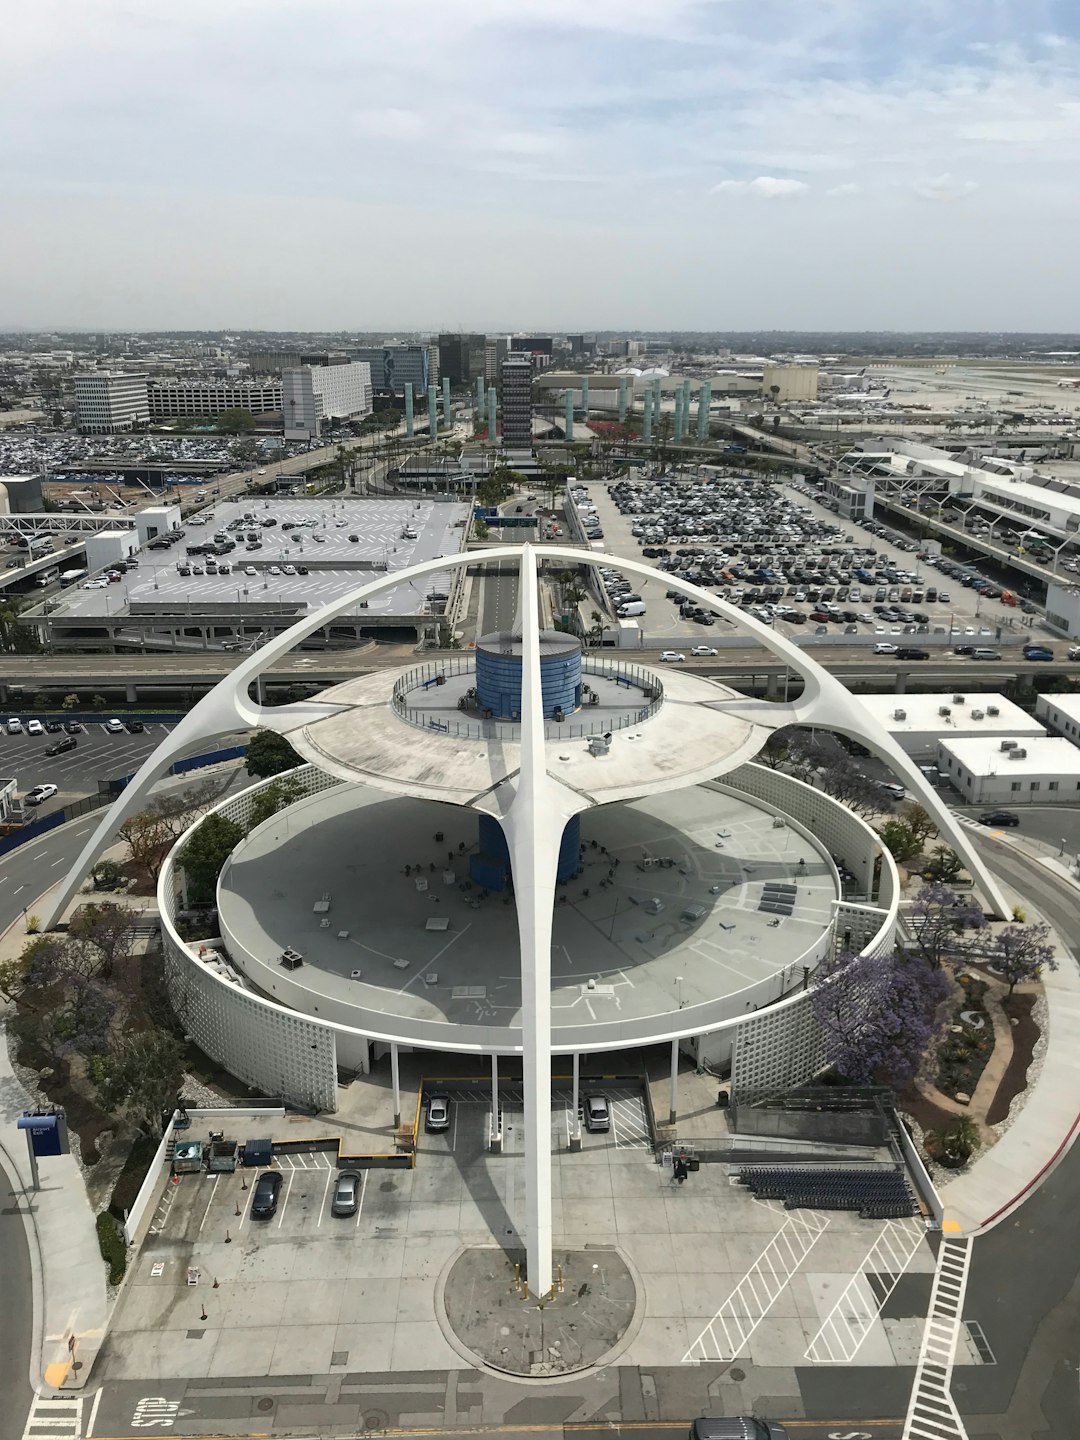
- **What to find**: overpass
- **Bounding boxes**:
[0,645,1076,705]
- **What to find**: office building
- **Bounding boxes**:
[247,350,349,375]
[500,355,534,449]
[937,734,1080,806]
[437,334,486,387]
[856,693,1045,761]
[73,372,149,433]
[148,380,283,422]
[510,336,554,359]
[282,361,373,441]
[567,334,586,356]
[485,336,509,383]
[762,363,820,403]
[353,345,431,398]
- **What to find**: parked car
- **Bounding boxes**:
[44,718,63,733]
[978,810,1020,828]
[6,717,22,733]
[64,721,83,734]
[126,719,145,733]
[425,1094,451,1132]
[24,783,58,806]
[330,1170,362,1217]
[26,719,44,736]
[584,1094,611,1133]
[45,735,77,756]
[104,718,125,733]
[250,1170,283,1219]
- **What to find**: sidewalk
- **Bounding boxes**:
[0,879,113,1391]
[939,832,1080,1234]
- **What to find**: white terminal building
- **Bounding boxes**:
[1035,691,1080,746]
[936,734,1080,806]
[856,692,1046,761]
[47,545,1008,1294]
[283,361,373,441]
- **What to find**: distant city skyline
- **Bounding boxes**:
[1,1,1078,331]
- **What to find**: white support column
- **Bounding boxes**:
[669,1038,679,1125]
[490,1052,502,1152]
[572,1052,580,1136]
[390,1042,400,1129]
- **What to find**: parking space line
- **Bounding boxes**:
[237,1183,252,1231]
[355,1171,367,1228]
[197,1175,219,1233]
[277,1167,295,1227]
[317,1161,334,1225]
[450,1104,459,1152]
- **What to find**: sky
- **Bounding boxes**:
[1,0,1078,332]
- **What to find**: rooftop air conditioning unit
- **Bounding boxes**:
[893,707,907,720]
[986,704,1000,716]
[1000,739,1018,751]
[938,705,952,717]
[953,694,966,705]
[1009,748,1028,759]
[971,709,985,719]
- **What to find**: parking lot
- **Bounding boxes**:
[571,470,1048,649]
[52,495,468,621]
[0,719,175,808]
[420,1084,652,1156]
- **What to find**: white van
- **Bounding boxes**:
[617,601,647,616]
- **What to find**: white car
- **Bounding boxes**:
[81,578,107,590]
[268,565,282,576]
[282,564,297,576]
[244,565,257,576]
[104,718,125,733]
[659,651,686,662]
[690,645,718,656]
[26,719,44,736]
[6,717,22,734]
[873,642,898,654]
[24,783,57,806]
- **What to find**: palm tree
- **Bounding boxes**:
[589,609,605,646]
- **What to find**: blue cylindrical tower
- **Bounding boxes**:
[696,382,711,440]
[471,811,580,891]
[404,383,414,438]
[475,630,582,720]
[475,375,485,416]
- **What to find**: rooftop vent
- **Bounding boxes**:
[938,706,952,717]
[971,709,985,720]
[893,707,907,721]
[986,704,1000,716]
[1009,747,1028,760]
[1000,739,1018,751]
[953,694,966,705]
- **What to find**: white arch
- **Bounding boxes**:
[42,542,1008,928]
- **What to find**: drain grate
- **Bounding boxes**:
[331,1350,349,1367]
[966,1320,996,1364]
[186,1329,206,1340]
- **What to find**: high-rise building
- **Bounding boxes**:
[353,344,430,398]
[437,333,486,386]
[282,362,373,440]
[147,379,283,421]
[567,334,586,356]
[510,336,553,358]
[500,354,534,450]
[485,336,509,383]
[74,372,149,433]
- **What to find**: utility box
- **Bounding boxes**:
[242,1138,272,1168]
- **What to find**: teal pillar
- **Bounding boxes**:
[427,384,438,436]
[643,391,653,443]
[618,378,627,423]
[581,377,589,419]
[564,392,574,442]
[487,386,497,439]
[476,376,485,415]
[441,376,451,431]
[673,390,684,442]
[697,382,711,441]
[404,383,414,438]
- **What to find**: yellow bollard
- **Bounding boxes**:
[524,1279,529,1300]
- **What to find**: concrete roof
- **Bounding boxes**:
[1037,692,1080,723]
[857,691,1045,737]
[937,733,1080,775]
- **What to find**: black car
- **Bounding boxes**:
[126,719,145,733]
[45,735,77,756]
[64,720,83,734]
[297,564,310,575]
[250,1170,283,1218]
[978,810,1020,828]
[895,646,929,660]
[43,718,63,733]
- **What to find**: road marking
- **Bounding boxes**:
[805,1219,926,1363]
[196,1175,219,1234]
[51,857,66,866]
[355,1170,367,1228]
[902,1234,972,1440]
[19,1391,82,1440]
[277,1167,295,1227]
[84,1387,103,1437]
[317,1161,333,1225]
[450,1103,459,1153]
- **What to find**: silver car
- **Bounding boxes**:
[330,1170,361,1217]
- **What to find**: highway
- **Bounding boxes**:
[0,1148,33,1440]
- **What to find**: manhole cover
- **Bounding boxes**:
[364,1409,389,1432]
[256,1398,275,1413]
[729,1366,746,1382]
[185,1329,205,1340]
[331,1350,349,1367]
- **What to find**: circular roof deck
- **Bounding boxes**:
[217,782,839,1052]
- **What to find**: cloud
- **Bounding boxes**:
[826,182,862,197]
[913,172,978,201]
[712,176,809,199]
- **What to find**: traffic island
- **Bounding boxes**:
[439,1245,637,1376]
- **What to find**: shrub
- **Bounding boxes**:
[96,1211,127,1284]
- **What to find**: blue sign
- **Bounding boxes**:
[18,1112,68,1157]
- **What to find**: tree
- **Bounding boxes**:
[923,845,963,883]
[760,725,798,769]
[67,903,138,980]
[900,802,938,850]
[909,883,986,968]
[788,732,883,818]
[589,609,605,645]
[879,819,922,863]
[247,775,305,829]
[178,812,246,905]
[97,1031,186,1137]
[216,408,256,434]
[118,808,180,883]
[61,693,80,710]
[245,728,301,779]
[984,919,1058,995]
[811,947,951,1090]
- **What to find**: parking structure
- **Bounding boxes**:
[570,469,1047,649]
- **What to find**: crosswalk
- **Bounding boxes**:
[805,1218,926,1363]
[902,1234,972,1440]
[20,1391,82,1440]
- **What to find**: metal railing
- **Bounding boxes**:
[390,654,664,741]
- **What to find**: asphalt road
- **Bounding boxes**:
[0,722,175,810]
[481,558,520,635]
[0,1149,34,1440]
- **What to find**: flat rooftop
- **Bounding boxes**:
[937,733,1080,776]
[217,783,840,1050]
[52,496,468,620]
[857,692,1045,737]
